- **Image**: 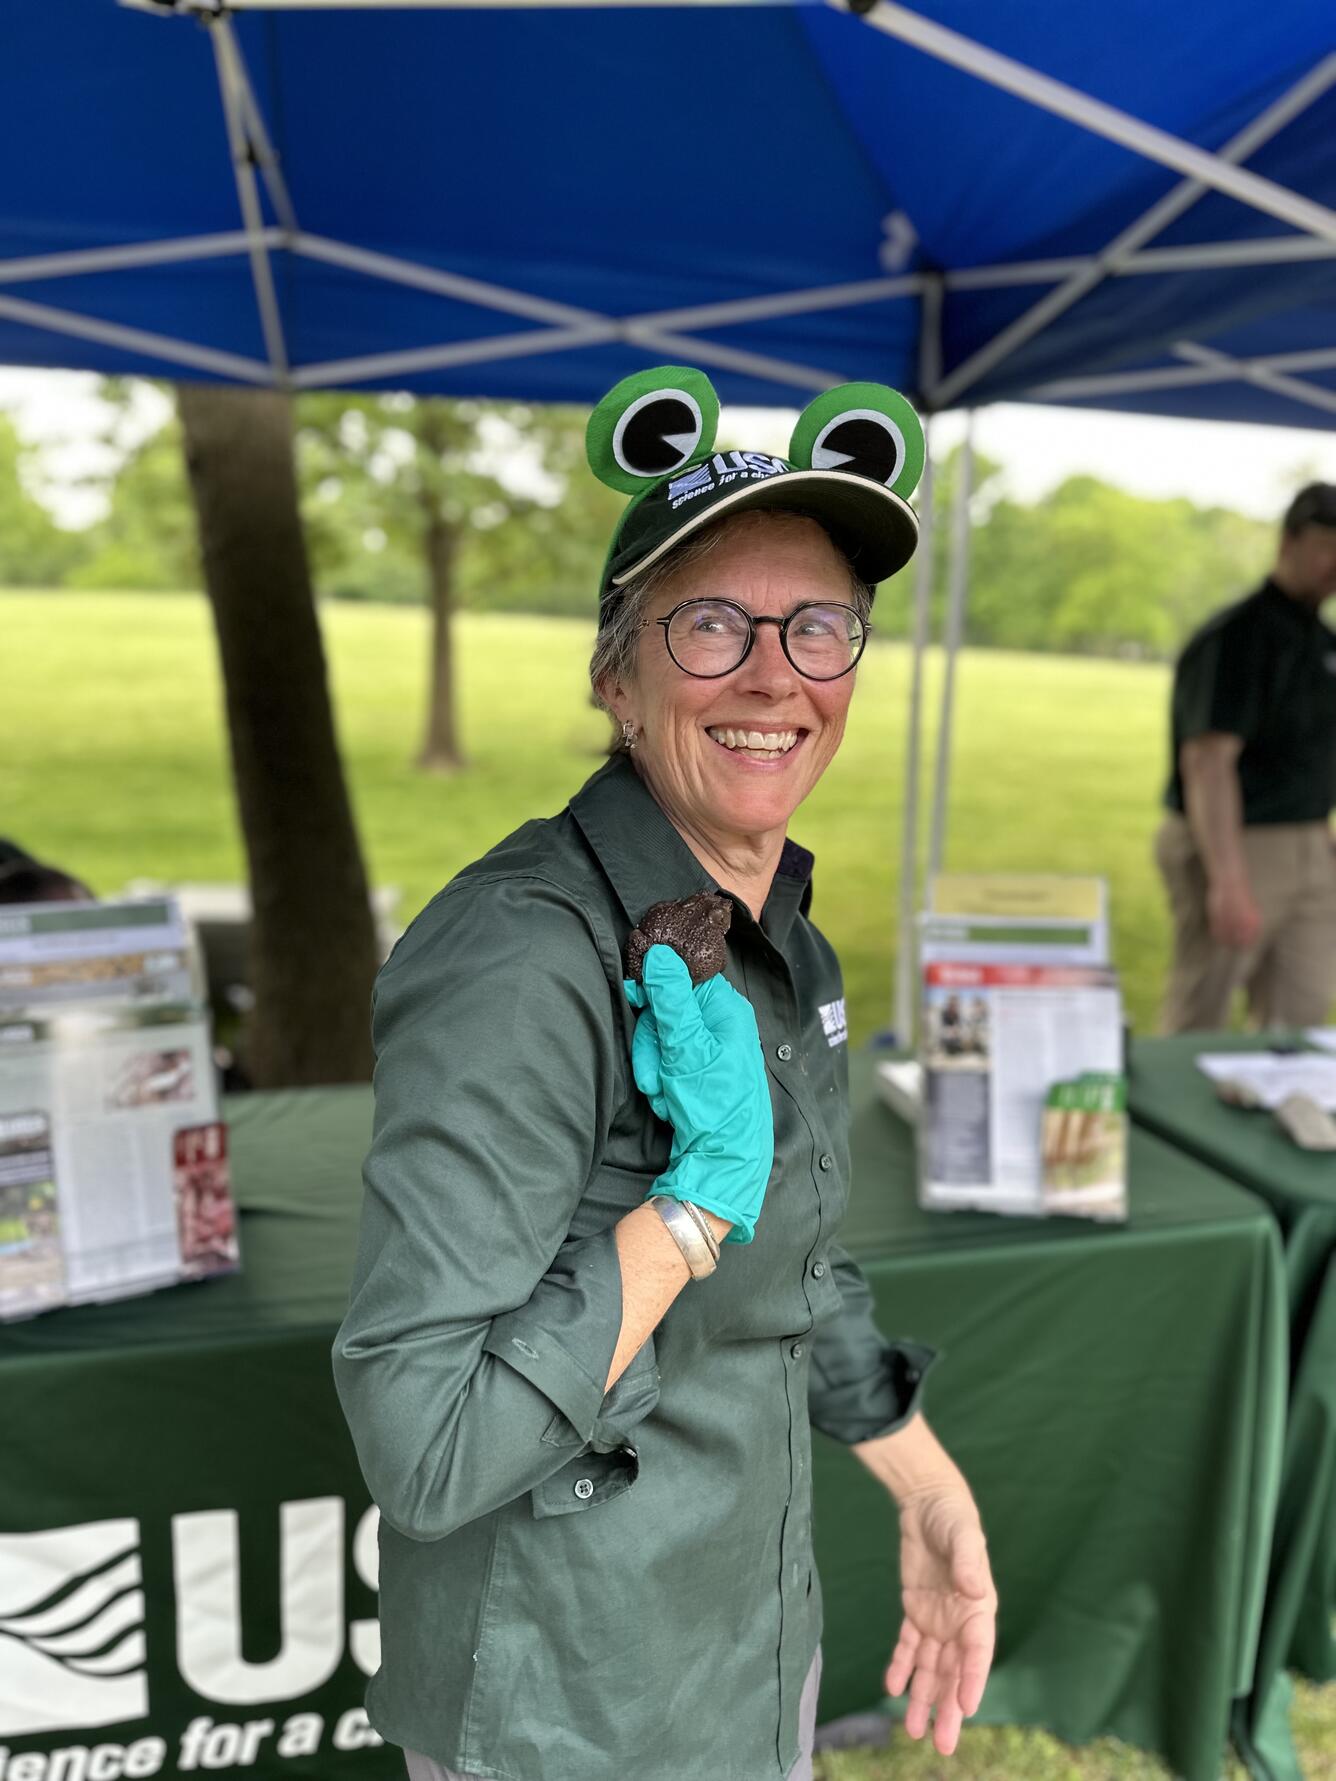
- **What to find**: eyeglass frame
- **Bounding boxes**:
[639,596,872,682]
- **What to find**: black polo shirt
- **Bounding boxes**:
[1164,579,1336,825]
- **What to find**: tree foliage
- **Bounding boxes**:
[0,413,89,587]
[66,413,202,592]
[2,382,1284,661]
[292,391,624,616]
[876,444,1276,658]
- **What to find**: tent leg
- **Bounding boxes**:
[928,410,973,880]
[891,431,934,1047]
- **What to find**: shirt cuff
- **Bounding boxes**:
[808,1339,939,1445]
[483,1225,624,1448]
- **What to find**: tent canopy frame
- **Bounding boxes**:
[42,0,1336,1036]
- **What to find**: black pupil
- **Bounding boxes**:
[623,398,696,473]
[823,416,900,484]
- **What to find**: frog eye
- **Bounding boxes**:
[789,383,924,500]
[586,366,720,494]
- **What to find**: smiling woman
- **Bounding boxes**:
[597,513,868,915]
[333,366,998,1781]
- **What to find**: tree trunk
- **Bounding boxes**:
[417,511,466,772]
[415,404,466,774]
[177,383,378,1088]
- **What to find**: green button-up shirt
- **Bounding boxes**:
[333,752,933,1781]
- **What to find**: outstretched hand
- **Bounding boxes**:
[886,1487,997,1756]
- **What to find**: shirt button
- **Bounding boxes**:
[811,1260,827,1279]
[818,1153,833,1172]
[790,1341,805,1360]
[574,1477,594,1501]
[776,1043,793,1062]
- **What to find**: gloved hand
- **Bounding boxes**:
[624,943,774,1243]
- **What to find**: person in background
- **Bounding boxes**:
[1155,483,1336,1032]
[0,840,93,904]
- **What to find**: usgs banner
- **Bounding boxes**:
[0,1495,391,1780]
[1,1265,404,1781]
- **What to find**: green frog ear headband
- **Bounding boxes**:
[588,364,925,625]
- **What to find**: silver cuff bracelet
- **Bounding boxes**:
[651,1196,717,1279]
[679,1199,721,1263]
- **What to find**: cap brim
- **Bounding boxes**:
[609,469,919,590]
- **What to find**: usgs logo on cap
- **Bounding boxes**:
[0,1499,380,1778]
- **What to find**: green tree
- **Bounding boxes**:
[294,393,622,769]
[877,452,1274,660]
[67,414,201,591]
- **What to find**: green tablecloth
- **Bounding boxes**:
[0,1088,389,1781]
[1131,1032,1336,1781]
[816,1055,1286,1781]
[0,1068,1285,1781]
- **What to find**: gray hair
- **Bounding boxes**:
[589,509,874,738]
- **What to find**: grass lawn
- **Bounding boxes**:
[2,589,1179,1037]
[4,589,1333,1776]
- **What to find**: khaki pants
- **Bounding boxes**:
[1154,812,1336,1032]
[403,1648,823,1781]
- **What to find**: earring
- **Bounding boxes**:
[621,720,638,752]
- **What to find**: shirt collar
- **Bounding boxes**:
[567,752,815,949]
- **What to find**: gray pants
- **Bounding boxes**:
[404,1648,823,1781]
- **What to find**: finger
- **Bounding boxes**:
[957,1619,997,1718]
[903,1638,942,1741]
[629,1009,664,1102]
[695,972,762,1048]
[884,1621,921,1698]
[932,1680,966,1758]
[622,978,648,1013]
[639,946,709,1061]
[912,1636,943,1684]
[951,1536,994,1602]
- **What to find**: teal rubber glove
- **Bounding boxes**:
[623,943,774,1243]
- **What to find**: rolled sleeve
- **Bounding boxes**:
[332,874,629,1543]
[807,1244,937,1445]
[483,1224,624,1446]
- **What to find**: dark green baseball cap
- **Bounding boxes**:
[587,366,927,629]
[598,451,920,628]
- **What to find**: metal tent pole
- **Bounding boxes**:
[928,410,974,882]
[891,274,942,1045]
[891,443,933,1043]
[845,2,1336,249]
[933,54,1336,410]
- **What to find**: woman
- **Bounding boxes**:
[334,369,997,1781]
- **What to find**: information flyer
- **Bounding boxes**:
[0,898,198,1011]
[0,901,237,1321]
[919,960,1126,1220]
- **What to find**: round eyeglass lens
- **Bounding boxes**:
[785,603,865,678]
[665,600,754,675]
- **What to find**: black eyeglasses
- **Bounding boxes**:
[643,598,870,681]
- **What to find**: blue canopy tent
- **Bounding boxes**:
[6,0,1336,1038]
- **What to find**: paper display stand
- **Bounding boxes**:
[0,899,238,1321]
[885,875,1128,1222]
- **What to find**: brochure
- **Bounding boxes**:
[924,874,1110,968]
[1196,1051,1336,1112]
[0,909,238,1320]
[0,898,199,1011]
[1040,1072,1128,1220]
[920,961,1125,1219]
